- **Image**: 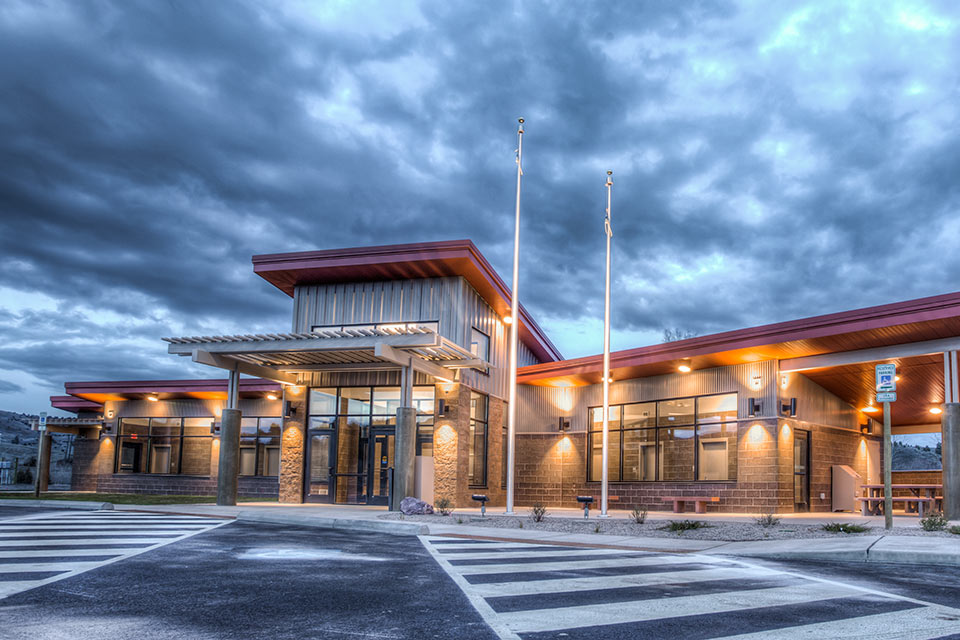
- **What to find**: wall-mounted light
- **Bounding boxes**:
[930,406,943,415]
[780,374,789,390]
[748,398,761,417]
[558,418,570,431]
[780,397,797,418]
[147,395,159,402]
[283,401,297,418]
[437,399,448,417]
[677,364,692,373]
[266,393,278,401]
[750,374,762,391]
[106,409,115,419]
[860,423,870,434]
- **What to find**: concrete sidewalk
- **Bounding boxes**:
[5,498,958,566]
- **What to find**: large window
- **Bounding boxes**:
[116,417,214,475]
[469,391,488,487]
[240,417,282,476]
[587,393,738,483]
[470,328,490,362]
[308,386,436,456]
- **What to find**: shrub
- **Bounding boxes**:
[530,503,548,522]
[456,517,463,524]
[631,506,648,524]
[948,525,960,536]
[661,520,710,532]
[822,522,868,534]
[15,468,32,484]
[920,513,948,532]
[756,513,781,528]
[594,522,601,533]
[434,497,453,516]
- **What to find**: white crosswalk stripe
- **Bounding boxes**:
[0,510,228,600]
[421,536,960,640]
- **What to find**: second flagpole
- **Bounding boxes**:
[600,170,613,517]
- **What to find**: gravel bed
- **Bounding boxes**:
[380,512,959,541]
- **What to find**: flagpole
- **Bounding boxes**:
[505,118,524,515]
[600,170,613,517]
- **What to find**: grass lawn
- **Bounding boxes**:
[0,492,277,505]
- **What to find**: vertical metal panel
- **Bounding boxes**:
[292,276,546,401]
[782,372,859,430]
[517,361,778,433]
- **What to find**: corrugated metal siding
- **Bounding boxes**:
[292,276,541,400]
[517,361,778,433]
[783,372,860,430]
[302,371,432,388]
[110,398,283,419]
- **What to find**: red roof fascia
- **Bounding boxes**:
[519,289,960,384]
[252,239,563,362]
[64,378,282,396]
[50,395,103,414]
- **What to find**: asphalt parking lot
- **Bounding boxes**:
[0,506,497,640]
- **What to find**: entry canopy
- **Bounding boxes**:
[163,322,485,384]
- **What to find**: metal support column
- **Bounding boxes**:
[217,367,241,506]
[33,433,51,496]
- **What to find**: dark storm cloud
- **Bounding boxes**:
[2,0,960,409]
[0,380,25,395]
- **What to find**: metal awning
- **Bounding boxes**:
[163,324,486,384]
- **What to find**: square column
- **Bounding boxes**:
[943,403,960,519]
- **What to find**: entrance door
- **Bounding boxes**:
[305,431,333,502]
[794,430,811,512]
[367,432,395,505]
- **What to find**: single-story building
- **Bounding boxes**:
[43,240,958,515]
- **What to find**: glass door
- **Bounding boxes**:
[306,430,333,502]
[367,431,395,505]
[794,430,810,512]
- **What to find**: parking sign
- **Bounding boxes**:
[875,364,896,392]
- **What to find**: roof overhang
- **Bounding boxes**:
[50,395,103,414]
[251,240,562,363]
[64,378,282,404]
[519,289,960,427]
[164,324,485,383]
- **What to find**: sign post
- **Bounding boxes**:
[875,365,896,530]
[34,412,47,498]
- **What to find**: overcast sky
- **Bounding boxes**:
[2,1,959,414]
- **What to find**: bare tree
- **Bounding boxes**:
[662,327,698,343]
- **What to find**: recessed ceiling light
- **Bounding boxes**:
[502,315,513,324]
[930,407,943,415]
[147,395,159,402]
[860,406,878,413]
[677,364,692,373]
[266,394,278,401]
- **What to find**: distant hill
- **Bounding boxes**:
[892,441,941,470]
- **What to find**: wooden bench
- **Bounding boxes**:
[857,496,935,517]
[661,496,719,514]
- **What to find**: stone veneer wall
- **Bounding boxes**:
[433,383,471,506]
[279,389,307,503]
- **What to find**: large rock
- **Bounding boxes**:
[400,496,434,515]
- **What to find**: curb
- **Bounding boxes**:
[0,499,114,511]
[236,511,429,536]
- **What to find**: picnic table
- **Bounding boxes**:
[858,484,942,517]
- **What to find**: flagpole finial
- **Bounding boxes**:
[607,170,612,175]
[518,118,524,124]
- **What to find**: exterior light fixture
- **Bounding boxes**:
[895,375,901,382]
[861,406,878,413]
[147,395,159,402]
[930,407,943,415]
[266,394,278,401]
[502,315,513,324]
[748,398,761,417]
[750,374,762,390]
[606,377,614,383]
[677,364,692,373]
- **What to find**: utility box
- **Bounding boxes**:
[832,465,861,512]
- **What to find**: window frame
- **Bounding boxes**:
[468,391,489,488]
[585,392,738,484]
[239,416,282,477]
[115,417,214,476]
